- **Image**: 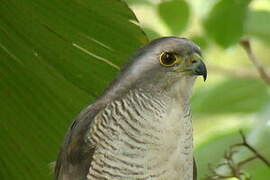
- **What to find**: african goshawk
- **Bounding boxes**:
[55,37,207,180]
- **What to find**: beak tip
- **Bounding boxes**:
[193,59,207,82]
[203,71,207,82]
[203,74,207,82]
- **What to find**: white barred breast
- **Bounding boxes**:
[86,89,193,180]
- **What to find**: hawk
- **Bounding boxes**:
[55,37,207,180]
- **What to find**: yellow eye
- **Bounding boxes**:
[160,52,178,67]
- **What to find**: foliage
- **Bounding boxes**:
[192,78,270,115]
[0,0,147,179]
[158,0,190,35]
[202,0,251,48]
[245,10,270,43]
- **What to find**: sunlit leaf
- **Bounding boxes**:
[0,0,147,179]
[203,0,251,48]
[158,0,190,35]
[245,10,270,44]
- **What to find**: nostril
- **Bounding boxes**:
[191,60,197,64]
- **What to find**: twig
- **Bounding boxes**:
[204,130,270,180]
[238,130,270,167]
[238,156,257,168]
[239,38,270,85]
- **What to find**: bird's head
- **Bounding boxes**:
[101,37,207,101]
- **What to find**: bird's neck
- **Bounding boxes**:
[97,75,195,110]
[166,76,196,106]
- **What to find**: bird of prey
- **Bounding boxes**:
[55,36,207,180]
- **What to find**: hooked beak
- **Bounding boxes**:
[174,54,207,81]
[192,59,207,81]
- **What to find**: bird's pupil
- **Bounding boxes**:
[163,53,176,65]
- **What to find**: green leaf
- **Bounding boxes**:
[0,0,147,179]
[142,27,161,40]
[245,10,270,43]
[192,78,270,115]
[203,0,251,48]
[158,0,190,35]
[125,0,153,6]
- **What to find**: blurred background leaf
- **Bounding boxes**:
[192,78,270,115]
[0,0,147,179]
[202,0,251,48]
[245,10,270,44]
[157,0,190,35]
[190,35,209,49]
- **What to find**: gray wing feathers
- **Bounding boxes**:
[55,105,101,180]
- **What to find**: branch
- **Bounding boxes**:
[204,130,270,180]
[239,38,270,85]
[238,130,270,167]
